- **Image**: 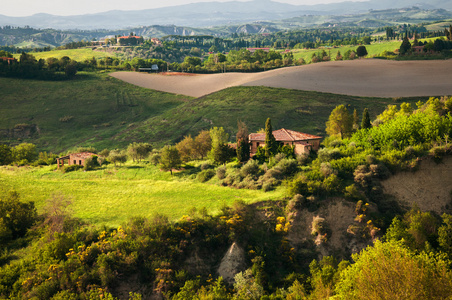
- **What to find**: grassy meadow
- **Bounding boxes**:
[0,72,427,152]
[13,48,113,61]
[0,72,190,152]
[0,163,284,226]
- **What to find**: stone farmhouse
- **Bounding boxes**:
[56,152,97,169]
[249,128,322,156]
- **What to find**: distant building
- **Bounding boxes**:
[0,57,17,65]
[249,128,322,156]
[57,152,98,169]
[151,38,162,45]
[413,46,425,54]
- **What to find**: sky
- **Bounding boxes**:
[2,0,366,17]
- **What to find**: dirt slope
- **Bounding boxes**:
[111,59,452,97]
[381,156,452,214]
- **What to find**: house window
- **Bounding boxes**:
[73,160,76,164]
[79,160,82,165]
[256,142,260,147]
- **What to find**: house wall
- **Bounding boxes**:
[69,154,86,166]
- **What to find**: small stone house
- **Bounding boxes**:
[57,152,97,169]
[249,128,322,156]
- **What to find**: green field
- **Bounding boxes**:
[0,73,190,152]
[292,41,401,62]
[0,72,427,152]
[291,38,442,62]
[0,163,283,226]
[13,48,113,61]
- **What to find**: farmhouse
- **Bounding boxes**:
[57,152,97,169]
[249,128,322,156]
[0,57,17,65]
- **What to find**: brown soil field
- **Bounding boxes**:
[111,59,452,98]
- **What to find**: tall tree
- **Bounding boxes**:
[236,120,250,163]
[264,118,277,158]
[353,109,360,131]
[209,127,233,165]
[326,105,353,139]
[361,108,372,129]
[399,36,412,55]
[160,145,181,175]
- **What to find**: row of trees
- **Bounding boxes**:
[0,52,79,79]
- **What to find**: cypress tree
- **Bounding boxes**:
[264,118,277,159]
[361,108,371,129]
[353,108,360,131]
[236,120,250,163]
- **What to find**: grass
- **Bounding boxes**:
[291,38,444,62]
[0,163,284,227]
[120,86,426,144]
[13,48,113,61]
[0,72,427,152]
[0,72,190,152]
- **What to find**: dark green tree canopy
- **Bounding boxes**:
[361,108,372,130]
[264,118,277,159]
[356,45,368,58]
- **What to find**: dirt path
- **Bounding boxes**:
[111,59,452,98]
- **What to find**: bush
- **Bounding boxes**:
[149,153,161,166]
[83,155,100,171]
[62,165,83,173]
[273,158,299,177]
[286,194,306,213]
[216,166,227,179]
[197,169,215,182]
[311,216,327,236]
[200,162,214,170]
[240,160,260,178]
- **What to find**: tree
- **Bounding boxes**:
[326,105,353,139]
[399,36,412,55]
[160,145,181,175]
[352,109,360,131]
[108,149,127,166]
[176,135,196,162]
[0,144,13,165]
[0,191,37,242]
[194,130,211,159]
[65,63,77,78]
[264,118,277,159]
[356,46,368,58]
[127,142,152,162]
[236,120,250,163]
[211,143,234,165]
[336,240,452,299]
[12,143,37,164]
[361,108,371,129]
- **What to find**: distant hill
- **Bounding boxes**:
[0,0,451,30]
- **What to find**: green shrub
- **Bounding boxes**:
[240,160,260,178]
[62,165,83,173]
[216,166,227,179]
[200,162,214,170]
[197,169,215,182]
[149,153,161,165]
[273,158,299,177]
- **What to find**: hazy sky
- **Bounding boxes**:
[3,0,366,17]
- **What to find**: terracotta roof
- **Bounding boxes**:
[70,152,97,159]
[118,36,141,39]
[249,128,321,142]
